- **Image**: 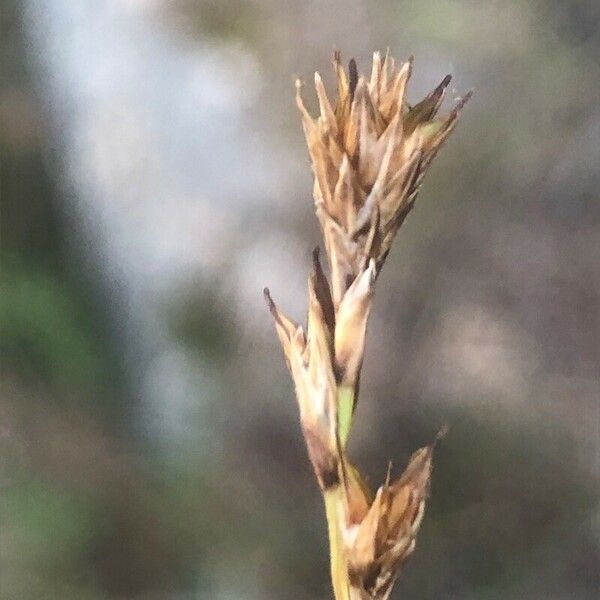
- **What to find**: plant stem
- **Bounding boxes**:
[324,487,351,600]
[338,385,355,449]
[321,385,358,599]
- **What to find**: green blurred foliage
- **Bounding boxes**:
[0,260,101,389]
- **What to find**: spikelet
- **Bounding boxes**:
[263,255,339,489]
[340,430,446,599]
[296,51,471,303]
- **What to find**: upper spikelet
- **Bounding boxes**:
[296,51,472,306]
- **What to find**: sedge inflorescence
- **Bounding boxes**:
[264,50,470,599]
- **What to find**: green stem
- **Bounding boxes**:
[338,385,355,449]
[324,487,351,600]
[322,384,358,599]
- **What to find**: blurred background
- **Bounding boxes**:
[1,1,599,598]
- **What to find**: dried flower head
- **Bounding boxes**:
[263,253,340,489]
[296,51,471,307]
[339,431,445,599]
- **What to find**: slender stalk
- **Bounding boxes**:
[322,385,356,600]
[337,385,355,449]
[324,487,350,600]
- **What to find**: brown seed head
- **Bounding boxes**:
[263,286,339,489]
[297,51,471,302]
[339,434,441,598]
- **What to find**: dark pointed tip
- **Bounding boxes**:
[430,75,452,104]
[313,246,322,273]
[333,49,341,62]
[263,287,276,313]
[348,58,358,97]
[310,247,322,280]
